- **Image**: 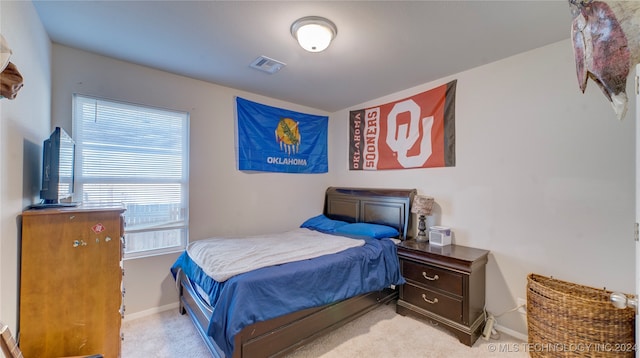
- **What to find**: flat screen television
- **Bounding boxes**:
[32,127,77,208]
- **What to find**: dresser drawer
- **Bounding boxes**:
[402,260,463,296]
[402,283,463,323]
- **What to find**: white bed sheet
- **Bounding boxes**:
[187,228,365,282]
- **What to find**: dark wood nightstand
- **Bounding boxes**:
[396,240,489,346]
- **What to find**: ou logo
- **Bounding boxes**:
[385,99,433,168]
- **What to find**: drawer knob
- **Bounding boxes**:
[421,294,438,304]
[422,272,439,281]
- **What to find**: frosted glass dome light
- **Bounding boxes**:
[291,16,337,53]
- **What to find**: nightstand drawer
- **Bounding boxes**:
[402,260,463,296]
[402,283,463,323]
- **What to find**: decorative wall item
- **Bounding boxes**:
[349,80,456,170]
[0,33,24,100]
[0,34,11,72]
[236,97,328,173]
[1,62,24,100]
[569,0,640,120]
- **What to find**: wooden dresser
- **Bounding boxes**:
[19,206,125,358]
[396,240,489,346]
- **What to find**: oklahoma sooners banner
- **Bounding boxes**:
[349,80,456,170]
[237,97,328,173]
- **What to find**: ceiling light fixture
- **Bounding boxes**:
[290,16,337,53]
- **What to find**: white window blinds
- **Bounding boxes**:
[73,94,189,258]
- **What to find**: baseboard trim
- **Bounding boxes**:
[123,302,179,321]
[494,323,528,342]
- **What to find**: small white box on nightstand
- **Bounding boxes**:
[428,226,451,246]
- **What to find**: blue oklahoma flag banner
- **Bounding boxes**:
[237,97,328,173]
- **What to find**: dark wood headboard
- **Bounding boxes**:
[323,187,417,240]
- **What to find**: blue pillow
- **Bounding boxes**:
[334,223,399,239]
[300,214,348,232]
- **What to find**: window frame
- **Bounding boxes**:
[72,93,190,259]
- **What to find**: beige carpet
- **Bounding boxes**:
[122,303,527,357]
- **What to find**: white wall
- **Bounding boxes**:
[51,40,636,336]
[330,39,635,334]
[50,44,332,315]
[0,1,51,332]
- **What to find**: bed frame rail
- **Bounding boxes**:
[178,268,397,358]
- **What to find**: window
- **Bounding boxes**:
[73,94,189,258]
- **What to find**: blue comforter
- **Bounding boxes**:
[170,235,404,357]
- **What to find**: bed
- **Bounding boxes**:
[171,187,416,358]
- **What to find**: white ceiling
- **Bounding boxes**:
[32,1,573,112]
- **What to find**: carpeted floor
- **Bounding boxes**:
[122,303,528,357]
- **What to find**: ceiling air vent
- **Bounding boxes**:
[250,55,286,74]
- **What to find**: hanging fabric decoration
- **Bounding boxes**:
[349,80,456,171]
[236,97,328,173]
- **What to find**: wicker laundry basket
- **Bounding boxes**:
[527,273,635,357]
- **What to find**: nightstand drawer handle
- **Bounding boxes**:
[422,272,439,281]
[421,294,438,304]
